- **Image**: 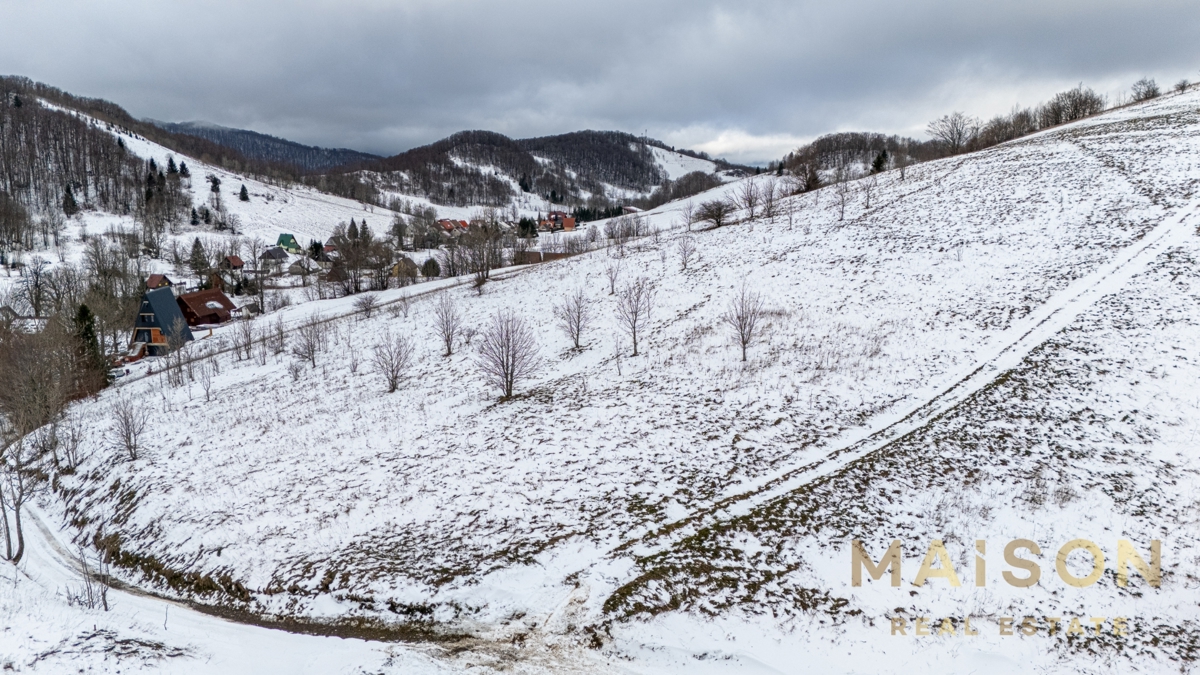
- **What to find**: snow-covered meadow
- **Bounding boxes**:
[9,88,1200,673]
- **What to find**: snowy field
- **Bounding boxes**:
[7,89,1200,672]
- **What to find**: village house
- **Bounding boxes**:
[437,219,470,237]
[260,246,289,274]
[176,289,238,327]
[130,287,194,358]
[538,211,576,232]
[146,274,173,291]
[219,255,244,274]
[289,258,322,277]
[277,233,304,254]
[390,257,420,280]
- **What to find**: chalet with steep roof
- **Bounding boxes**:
[130,287,193,358]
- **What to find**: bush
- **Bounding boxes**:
[421,258,441,278]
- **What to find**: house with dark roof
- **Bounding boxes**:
[219,255,244,271]
[130,287,193,358]
[260,246,289,274]
[177,289,237,326]
[277,233,304,254]
[146,274,173,290]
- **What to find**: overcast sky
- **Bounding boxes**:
[3,0,1198,164]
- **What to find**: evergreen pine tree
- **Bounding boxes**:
[179,161,190,177]
[871,150,889,174]
[518,217,538,238]
[74,304,106,377]
[167,157,178,174]
[239,184,250,201]
[149,158,158,173]
[191,208,200,226]
[62,185,79,216]
[189,237,208,278]
[202,207,212,225]
[348,219,359,241]
[12,95,22,108]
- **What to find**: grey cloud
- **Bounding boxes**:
[2,0,1198,164]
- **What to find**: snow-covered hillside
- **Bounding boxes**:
[645,145,726,180]
[15,87,1200,673]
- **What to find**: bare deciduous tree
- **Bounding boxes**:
[697,199,736,229]
[475,310,541,399]
[345,326,360,374]
[58,416,86,470]
[110,396,150,461]
[721,280,766,361]
[553,287,592,349]
[65,546,110,611]
[896,142,912,181]
[0,437,44,564]
[834,172,854,222]
[372,331,415,393]
[680,201,696,231]
[270,315,286,355]
[1131,77,1160,102]
[235,318,255,361]
[604,259,622,295]
[164,317,190,388]
[615,278,656,357]
[291,314,327,368]
[198,358,214,402]
[677,236,697,271]
[927,112,980,155]
[433,295,462,356]
[760,178,780,220]
[736,180,761,219]
[861,174,878,210]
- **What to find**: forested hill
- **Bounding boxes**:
[353,129,749,208]
[0,76,303,184]
[155,121,380,173]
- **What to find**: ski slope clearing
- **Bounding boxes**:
[645,146,723,181]
[25,89,1200,672]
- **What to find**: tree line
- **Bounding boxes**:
[782,78,1187,181]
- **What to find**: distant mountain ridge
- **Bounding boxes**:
[354,129,749,208]
[153,121,380,173]
[149,118,749,209]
